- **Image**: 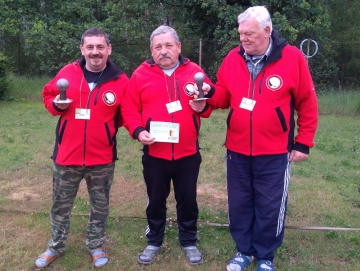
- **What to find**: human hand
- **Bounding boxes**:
[138,130,156,145]
[189,99,206,112]
[54,95,70,110]
[289,150,309,162]
[193,82,211,97]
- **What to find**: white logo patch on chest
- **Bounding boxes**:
[103,91,116,106]
[266,75,283,91]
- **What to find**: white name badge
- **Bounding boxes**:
[240,97,256,111]
[150,121,180,143]
[75,108,91,120]
[166,101,182,114]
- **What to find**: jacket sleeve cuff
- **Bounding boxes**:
[205,85,215,98]
[292,142,310,154]
[133,126,145,140]
[52,102,66,112]
[198,103,209,114]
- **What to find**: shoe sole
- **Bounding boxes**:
[137,258,153,265]
[35,251,65,269]
[137,246,161,265]
[187,259,203,265]
[137,253,159,265]
[182,247,203,265]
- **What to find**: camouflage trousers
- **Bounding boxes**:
[47,162,114,254]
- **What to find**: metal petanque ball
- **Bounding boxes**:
[56,78,69,100]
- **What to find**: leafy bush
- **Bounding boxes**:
[0,52,10,99]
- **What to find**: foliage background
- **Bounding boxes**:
[1,0,359,89]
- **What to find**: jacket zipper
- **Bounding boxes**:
[249,71,265,156]
[250,78,254,156]
[169,76,175,160]
[82,86,100,165]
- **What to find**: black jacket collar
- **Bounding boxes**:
[78,58,125,85]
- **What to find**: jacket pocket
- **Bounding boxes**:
[192,114,199,136]
[104,123,113,146]
[275,107,288,132]
[58,119,68,145]
[226,108,234,130]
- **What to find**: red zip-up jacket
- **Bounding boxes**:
[43,58,129,166]
[207,30,318,156]
[121,55,214,161]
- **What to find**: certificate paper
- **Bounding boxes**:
[150,121,180,143]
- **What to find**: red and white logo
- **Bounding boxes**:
[266,75,283,91]
[184,82,195,97]
[103,91,116,106]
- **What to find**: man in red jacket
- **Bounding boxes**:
[193,6,318,271]
[121,25,214,266]
[35,27,129,269]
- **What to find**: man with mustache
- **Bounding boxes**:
[121,25,214,266]
[35,27,129,269]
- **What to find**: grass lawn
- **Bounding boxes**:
[0,87,359,270]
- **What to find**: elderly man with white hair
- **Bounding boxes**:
[192,5,318,271]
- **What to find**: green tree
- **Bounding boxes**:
[1,0,179,76]
[0,0,30,74]
[150,0,246,80]
[1,0,112,75]
[257,0,338,89]
[0,0,354,89]
[0,51,10,99]
[328,0,360,87]
[25,0,110,75]
[153,0,335,87]
[102,0,169,75]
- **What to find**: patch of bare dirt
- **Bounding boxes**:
[197,183,228,211]
[0,167,228,220]
[0,171,52,212]
[0,168,148,218]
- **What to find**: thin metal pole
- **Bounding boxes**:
[306,39,310,65]
[199,38,202,68]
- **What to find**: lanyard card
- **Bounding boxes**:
[75,108,91,119]
[240,97,256,111]
[166,101,182,114]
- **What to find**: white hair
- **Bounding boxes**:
[150,25,180,46]
[238,6,273,33]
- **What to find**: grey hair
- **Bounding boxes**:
[81,27,110,45]
[237,6,273,33]
[150,25,180,46]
